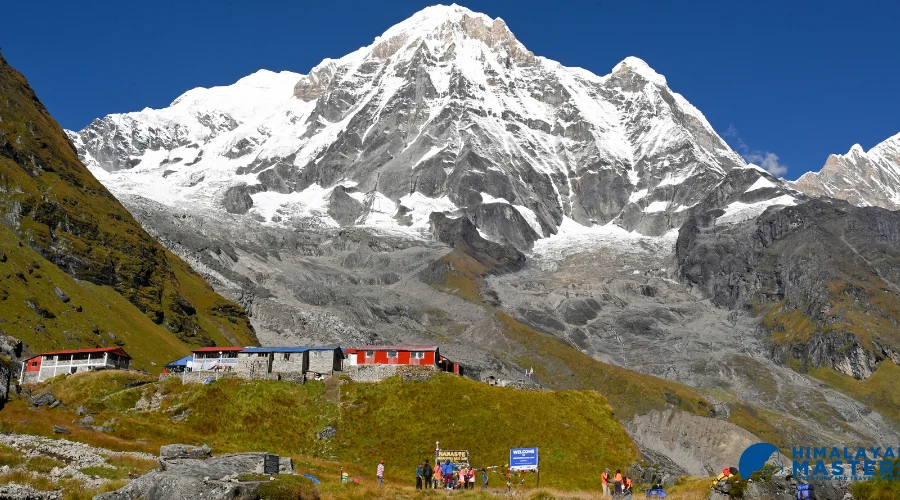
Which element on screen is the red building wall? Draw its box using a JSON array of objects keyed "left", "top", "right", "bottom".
[
  {"left": 357, "top": 350, "right": 436, "bottom": 366},
  {"left": 25, "top": 357, "right": 41, "bottom": 372}
]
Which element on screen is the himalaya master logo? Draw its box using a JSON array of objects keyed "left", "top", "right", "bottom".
[
  {"left": 739, "top": 442, "right": 784, "bottom": 478},
  {"left": 792, "top": 446, "right": 900, "bottom": 481},
  {"left": 740, "top": 443, "right": 900, "bottom": 481}
]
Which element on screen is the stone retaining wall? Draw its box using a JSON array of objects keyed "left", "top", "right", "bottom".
[{"left": 347, "top": 364, "right": 437, "bottom": 382}]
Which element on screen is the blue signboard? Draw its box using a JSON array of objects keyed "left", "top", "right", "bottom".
[{"left": 509, "top": 447, "right": 539, "bottom": 471}]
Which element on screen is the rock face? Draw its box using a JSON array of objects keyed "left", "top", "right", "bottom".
[
  {"left": 625, "top": 409, "right": 760, "bottom": 477},
  {"left": 794, "top": 132, "right": 900, "bottom": 211},
  {"left": 677, "top": 199, "right": 900, "bottom": 378},
  {"left": 67, "top": 5, "right": 796, "bottom": 249}
]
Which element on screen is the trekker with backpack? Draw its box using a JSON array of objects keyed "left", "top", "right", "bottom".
[
  {"left": 797, "top": 482, "right": 814, "bottom": 499},
  {"left": 646, "top": 483, "right": 667, "bottom": 498},
  {"left": 423, "top": 459, "right": 432, "bottom": 489}
]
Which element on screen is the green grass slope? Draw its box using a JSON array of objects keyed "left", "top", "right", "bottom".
[
  {"left": 0, "top": 53, "right": 256, "bottom": 354},
  {"left": 3, "top": 371, "right": 638, "bottom": 491}
]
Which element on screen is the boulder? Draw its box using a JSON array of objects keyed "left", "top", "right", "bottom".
[
  {"left": 159, "top": 444, "right": 211, "bottom": 460},
  {"left": 75, "top": 406, "right": 88, "bottom": 416},
  {"left": 79, "top": 415, "right": 96, "bottom": 427},
  {"left": 316, "top": 426, "right": 337, "bottom": 440},
  {"left": 53, "top": 286, "right": 71, "bottom": 303},
  {"left": 52, "top": 425, "right": 70, "bottom": 434},
  {"left": 29, "top": 392, "right": 56, "bottom": 407},
  {"left": 97, "top": 453, "right": 279, "bottom": 500}
]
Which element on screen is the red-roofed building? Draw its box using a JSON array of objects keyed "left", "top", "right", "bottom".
[
  {"left": 354, "top": 345, "right": 463, "bottom": 375},
  {"left": 20, "top": 347, "right": 131, "bottom": 384},
  {"left": 189, "top": 346, "right": 245, "bottom": 372}
]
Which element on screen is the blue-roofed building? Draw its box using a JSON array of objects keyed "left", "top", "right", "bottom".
[
  {"left": 164, "top": 355, "right": 192, "bottom": 374},
  {"left": 235, "top": 346, "right": 343, "bottom": 380}
]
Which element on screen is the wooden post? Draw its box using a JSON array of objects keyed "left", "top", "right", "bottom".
[{"left": 536, "top": 467, "right": 540, "bottom": 488}]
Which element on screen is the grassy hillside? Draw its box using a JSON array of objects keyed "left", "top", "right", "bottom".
[
  {"left": 2, "top": 371, "right": 637, "bottom": 492},
  {"left": 0, "top": 53, "right": 256, "bottom": 354},
  {"left": 0, "top": 225, "right": 198, "bottom": 370}
]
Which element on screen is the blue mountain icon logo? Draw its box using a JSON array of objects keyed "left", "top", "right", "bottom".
[{"left": 739, "top": 442, "right": 783, "bottom": 478}]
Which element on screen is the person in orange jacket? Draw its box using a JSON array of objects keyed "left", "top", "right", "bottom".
[
  {"left": 614, "top": 469, "right": 623, "bottom": 496},
  {"left": 602, "top": 468, "right": 610, "bottom": 497}
]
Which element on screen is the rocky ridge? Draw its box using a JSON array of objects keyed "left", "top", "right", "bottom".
[{"left": 794, "top": 132, "right": 900, "bottom": 211}]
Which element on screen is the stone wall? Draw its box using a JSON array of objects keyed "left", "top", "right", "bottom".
[
  {"left": 179, "top": 371, "right": 242, "bottom": 384},
  {"left": 270, "top": 353, "right": 307, "bottom": 375},
  {"left": 235, "top": 357, "right": 271, "bottom": 377},
  {"left": 346, "top": 364, "right": 437, "bottom": 382},
  {"left": 308, "top": 349, "right": 341, "bottom": 374}
]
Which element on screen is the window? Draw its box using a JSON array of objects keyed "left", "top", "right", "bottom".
[
  {"left": 387, "top": 350, "right": 398, "bottom": 359},
  {"left": 365, "top": 351, "right": 375, "bottom": 358},
  {"left": 284, "top": 353, "right": 291, "bottom": 361},
  {"left": 31, "top": 361, "right": 37, "bottom": 367},
  {"left": 411, "top": 352, "right": 425, "bottom": 359}
]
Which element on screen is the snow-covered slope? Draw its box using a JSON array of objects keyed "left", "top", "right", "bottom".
[
  {"left": 793, "top": 132, "right": 900, "bottom": 211},
  {"left": 69, "top": 4, "right": 794, "bottom": 249}
]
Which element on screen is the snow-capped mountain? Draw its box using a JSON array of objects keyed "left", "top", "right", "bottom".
[
  {"left": 793, "top": 132, "right": 900, "bottom": 211},
  {"left": 69, "top": 4, "right": 792, "bottom": 249}
]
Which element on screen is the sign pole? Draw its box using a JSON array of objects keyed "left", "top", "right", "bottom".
[{"left": 537, "top": 466, "right": 540, "bottom": 488}]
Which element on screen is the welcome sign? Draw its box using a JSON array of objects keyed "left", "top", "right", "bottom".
[{"left": 510, "top": 447, "right": 539, "bottom": 471}]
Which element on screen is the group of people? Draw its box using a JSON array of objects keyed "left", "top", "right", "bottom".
[
  {"left": 601, "top": 468, "right": 634, "bottom": 498},
  {"left": 413, "top": 459, "right": 487, "bottom": 490}
]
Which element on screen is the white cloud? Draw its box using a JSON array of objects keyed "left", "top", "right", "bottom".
[
  {"left": 743, "top": 152, "right": 788, "bottom": 176},
  {"left": 723, "top": 124, "right": 789, "bottom": 176}
]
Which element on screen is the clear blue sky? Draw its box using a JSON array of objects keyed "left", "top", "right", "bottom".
[{"left": 3, "top": 0, "right": 898, "bottom": 179}]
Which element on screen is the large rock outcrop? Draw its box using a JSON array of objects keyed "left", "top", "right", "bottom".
[{"left": 677, "top": 199, "right": 900, "bottom": 378}]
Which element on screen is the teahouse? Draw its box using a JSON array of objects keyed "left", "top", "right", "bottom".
[{"left": 20, "top": 347, "right": 131, "bottom": 383}]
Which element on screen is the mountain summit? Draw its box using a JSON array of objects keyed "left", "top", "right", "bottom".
[{"left": 69, "top": 4, "right": 792, "bottom": 250}]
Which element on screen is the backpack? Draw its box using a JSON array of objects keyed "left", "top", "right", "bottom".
[{"left": 797, "top": 483, "right": 812, "bottom": 500}]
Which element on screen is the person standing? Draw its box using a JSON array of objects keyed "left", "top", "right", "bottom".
[
  {"left": 613, "top": 469, "right": 623, "bottom": 496},
  {"left": 443, "top": 460, "right": 454, "bottom": 489},
  {"left": 376, "top": 460, "right": 385, "bottom": 487},
  {"left": 481, "top": 468, "right": 488, "bottom": 490},
  {"left": 433, "top": 462, "right": 441, "bottom": 489},
  {"left": 468, "top": 467, "right": 476, "bottom": 489},
  {"left": 423, "top": 459, "right": 432, "bottom": 489},
  {"left": 416, "top": 462, "right": 423, "bottom": 490},
  {"left": 602, "top": 468, "right": 610, "bottom": 497}
]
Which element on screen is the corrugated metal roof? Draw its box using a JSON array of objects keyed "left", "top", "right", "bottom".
[
  {"left": 356, "top": 345, "right": 439, "bottom": 351},
  {"left": 241, "top": 347, "right": 310, "bottom": 354},
  {"left": 240, "top": 346, "right": 342, "bottom": 354},
  {"left": 39, "top": 347, "right": 131, "bottom": 358},
  {"left": 165, "top": 355, "right": 193, "bottom": 367},
  {"left": 191, "top": 346, "right": 246, "bottom": 353}
]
